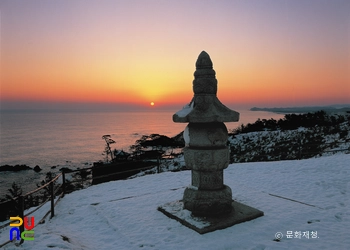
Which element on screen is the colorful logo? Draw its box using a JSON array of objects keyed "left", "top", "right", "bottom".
[{"left": 9, "top": 216, "right": 35, "bottom": 241}]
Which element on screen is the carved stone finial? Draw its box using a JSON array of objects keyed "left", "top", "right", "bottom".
[
  {"left": 193, "top": 51, "right": 217, "bottom": 95},
  {"left": 195, "top": 51, "right": 213, "bottom": 69},
  {"left": 173, "top": 51, "right": 239, "bottom": 123}
]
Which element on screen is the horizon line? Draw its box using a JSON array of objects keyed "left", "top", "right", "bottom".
[{"left": 1, "top": 100, "right": 349, "bottom": 113}]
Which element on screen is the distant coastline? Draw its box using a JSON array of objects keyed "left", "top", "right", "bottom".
[{"left": 250, "top": 105, "right": 350, "bottom": 114}]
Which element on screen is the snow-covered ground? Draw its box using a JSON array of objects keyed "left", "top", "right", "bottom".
[
  {"left": 229, "top": 121, "right": 350, "bottom": 162},
  {"left": 1, "top": 154, "right": 349, "bottom": 249}
]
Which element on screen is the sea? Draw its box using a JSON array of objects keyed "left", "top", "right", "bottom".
[{"left": 0, "top": 109, "right": 284, "bottom": 198}]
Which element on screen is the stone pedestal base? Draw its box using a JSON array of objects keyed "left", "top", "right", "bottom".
[
  {"left": 183, "top": 185, "right": 232, "bottom": 216},
  {"left": 158, "top": 200, "right": 264, "bottom": 234}
]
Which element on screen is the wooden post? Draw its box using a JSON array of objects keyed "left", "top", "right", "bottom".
[
  {"left": 62, "top": 171, "right": 66, "bottom": 197},
  {"left": 50, "top": 181, "right": 54, "bottom": 218},
  {"left": 157, "top": 157, "right": 160, "bottom": 173},
  {"left": 19, "top": 195, "right": 24, "bottom": 245}
]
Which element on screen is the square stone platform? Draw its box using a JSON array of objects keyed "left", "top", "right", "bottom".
[{"left": 158, "top": 200, "right": 264, "bottom": 234}]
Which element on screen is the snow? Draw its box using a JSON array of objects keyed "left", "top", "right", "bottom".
[
  {"left": 1, "top": 154, "right": 349, "bottom": 249},
  {"left": 183, "top": 126, "right": 190, "bottom": 145},
  {"left": 160, "top": 201, "right": 210, "bottom": 229},
  {"left": 228, "top": 123, "right": 350, "bottom": 162},
  {"left": 175, "top": 101, "right": 194, "bottom": 118}
]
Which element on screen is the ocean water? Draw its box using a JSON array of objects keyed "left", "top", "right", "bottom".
[
  {"left": 0, "top": 109, "right": 284, "bottom": 197},
  {"left": 0, "top": 111, "right": 186, "bottom": 168}
]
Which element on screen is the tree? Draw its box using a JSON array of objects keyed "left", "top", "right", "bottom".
[
  {"left": 102, "top": 135, "right": 116, "bottom": 162},
  {"left": 6, "top": 182, "right": 22, "bottom": 200}
]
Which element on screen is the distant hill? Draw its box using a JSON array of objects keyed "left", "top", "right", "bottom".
[
  {"left": 228, "top": 111, "right": 350, "bottom": 162},
  {"left": 250, "top": 105, "right": 350, "bottom": 114}
]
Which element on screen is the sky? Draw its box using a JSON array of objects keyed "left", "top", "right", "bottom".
[{"left": 0, "top": 0, "right": 349, "bottom": 111}]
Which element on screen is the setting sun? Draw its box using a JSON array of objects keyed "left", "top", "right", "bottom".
[{"left": 0, "top": 1, "right": 349, "bottom": 110}]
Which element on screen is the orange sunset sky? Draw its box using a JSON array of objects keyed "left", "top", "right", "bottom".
[{"left": 0, "top": 0, "right": 349, "bottom": 111}]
